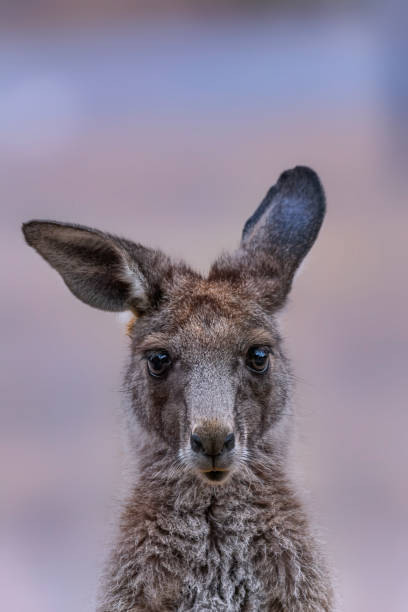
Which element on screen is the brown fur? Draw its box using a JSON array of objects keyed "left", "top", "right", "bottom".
[{"left": 126, "top": 315, "right": 138, "bottom": 337}]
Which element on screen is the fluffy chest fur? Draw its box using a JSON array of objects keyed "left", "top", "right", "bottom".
[
  {"left": 147, "top": 494, "right": 267, "bottom": 610},
  {"left": 99, "top": 473, "right": 331, "bottom": 612}
]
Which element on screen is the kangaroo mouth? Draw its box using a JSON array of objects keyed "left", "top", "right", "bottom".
[{"left": 202, "top": 470, "right": 229, "bottom": 483}]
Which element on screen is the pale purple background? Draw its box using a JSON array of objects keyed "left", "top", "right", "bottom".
[{"left": 1, "top": 3, "right": 408, "bottom": 611}]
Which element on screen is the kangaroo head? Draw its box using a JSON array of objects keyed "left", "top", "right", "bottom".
[{"left": 23, "top": 166, "right": 325, "bottom": 485}]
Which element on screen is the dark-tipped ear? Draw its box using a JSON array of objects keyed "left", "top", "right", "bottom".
[
  {"left": 243, "top": 166, "right": 325, "bottom": 298},
  {"left": 22, "top": 220, "right": 171, "bottom": 313},
  {"left": 242, "top": 166, "right": 326, "bottom": 274},
  {"left": 209, "top": 166, "right": 326, "bottom": 310}
]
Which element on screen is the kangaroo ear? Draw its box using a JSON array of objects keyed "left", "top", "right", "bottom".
[
  {"left": 22, "top": 220, "right": 171, "bottom": 314},
  {"left": 210, "top": 166, "right": 326, "bottom": 310},
  {"left": 242, "top": 166, "right": 326, "bottom": 275},
  {"left": 242, "top": 166, "right": 326, "bottom": 303}
]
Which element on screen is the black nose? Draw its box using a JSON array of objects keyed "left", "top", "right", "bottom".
[{"left": 190, "top": 431, "right": 235, "bottom": 456}]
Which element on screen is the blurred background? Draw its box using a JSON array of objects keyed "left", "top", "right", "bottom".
[{"left": 1, "top": 1, "right": 407, "bottom": 611}]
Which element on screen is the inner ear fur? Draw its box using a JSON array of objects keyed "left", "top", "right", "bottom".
[
  {"left": 22, "top": 220, "right": 172, "bottom": 314},
  {"left": 210, "top": 166, "right": 326, "bottom": 310}
]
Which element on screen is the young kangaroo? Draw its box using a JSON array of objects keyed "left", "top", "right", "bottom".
[{"left": 23, "top": 166, "right": 333, "bottom": 611}]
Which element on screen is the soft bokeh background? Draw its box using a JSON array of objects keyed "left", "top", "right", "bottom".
[{"left": 2, "top": 2, "right": 407, "bottom": 611}]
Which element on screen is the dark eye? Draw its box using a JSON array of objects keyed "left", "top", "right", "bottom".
[
  {"left": 147, "top": 351, "right": 172, "bottom": 378},
  {"left": 246, "top": 346, "right": 270, "bottom": 374}
]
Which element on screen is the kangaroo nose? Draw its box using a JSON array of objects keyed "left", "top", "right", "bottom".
[{"left": 190, "top": 430, "right": 235, "bottom": 456}]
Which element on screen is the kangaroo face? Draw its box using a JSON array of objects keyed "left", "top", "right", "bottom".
[
  {"left": 23, "top": 166, "right": 325, "bottom": 486},
  {"left": 125, "top": 275, "right": 290, "bottom": 484}
]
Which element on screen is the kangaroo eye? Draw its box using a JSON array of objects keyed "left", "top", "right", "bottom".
[
  {"left": 246, "top": 346, "right": 270, "bottom": 374},
  {"left": 147, "top": 351, "right": 172, "bottom": 378}
]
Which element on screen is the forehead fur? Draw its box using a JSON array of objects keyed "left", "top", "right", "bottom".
[
  {"left": 172, "top": 277, "right": 247, "bottom": 319},
  {"left": 134, "top": 271, "right": 278, "bottom": 352}
]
